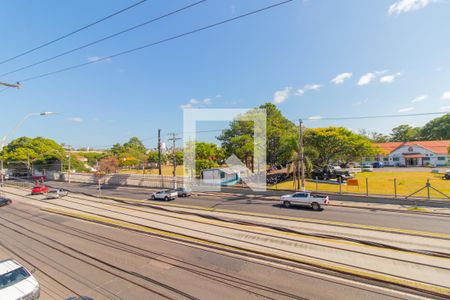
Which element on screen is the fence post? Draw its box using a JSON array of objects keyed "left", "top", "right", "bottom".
[
  {"left": 315, "top": 178, "right": 318, "bottom": 192},
  {"left": 339, "top": 181, "right": 342, "bottom": 194},
  {"left": 427, "top": 178, "right": 430, "bottom": 200},
  {"left": 394, "top": 178, "right": 397, "bottom": 198},
  {"left": 365, "top": 177, "right": 369, "bottom": 197}
]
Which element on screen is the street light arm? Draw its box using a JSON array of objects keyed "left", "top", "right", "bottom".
[{"left": 1, "top": 113, "right": 37, "bottom": 150}]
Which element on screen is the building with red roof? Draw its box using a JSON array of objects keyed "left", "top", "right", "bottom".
[{"left": 374, "top": 140, "right": 450, "bottom": 167}]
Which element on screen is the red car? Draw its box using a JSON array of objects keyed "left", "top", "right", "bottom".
[{"left": 31, "top": 185, "right": 49, "bottom": 195}]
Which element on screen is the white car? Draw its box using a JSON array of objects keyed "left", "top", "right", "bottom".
[
  {"left": 280, "top": 192, "right": 329, "bottom": 211},
  {"left": 46, "top": 188, "right": 69, "bottom": 199},
  {"left": 0, "top": 259, "right": 40, "bottom": 300},
  {"left": 362, "top": 164, "right": 374, "bottom": 172},
  {"left": 150, "top": 190, "right": 178, "bottom": 201}
]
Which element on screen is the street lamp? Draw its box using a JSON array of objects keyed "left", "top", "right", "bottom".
[
  {"left": 0, "top": 111, "right": 58, "bottom": 150},
  {"left": 0, "top": 111, "right": 57, "bottom": 186}
]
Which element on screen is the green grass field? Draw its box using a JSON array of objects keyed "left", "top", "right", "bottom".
[
  {"left": 270, "top": 171, "right": 450, "bottom": 199},
  {"left": 119, "top": 165, "right": 184, "bottom": 176}
]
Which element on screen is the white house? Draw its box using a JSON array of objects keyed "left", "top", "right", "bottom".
[{"left": 375, "top": 141, "right": 449, "bottom": 167}]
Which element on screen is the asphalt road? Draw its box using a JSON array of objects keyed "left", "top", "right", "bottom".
[
  {"left": 44, "top": 181, "right": 450, "bottom": 235},
  {"left": 0, "top": 201, "right": 415, "bottom": 300}
]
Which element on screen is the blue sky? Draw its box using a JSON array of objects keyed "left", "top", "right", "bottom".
[{"left": 1, "top": 0, "right": 449, "bottom": 149}]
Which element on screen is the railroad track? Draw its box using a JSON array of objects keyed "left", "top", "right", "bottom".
[
  {"left": 3, "top": 187, "right": 450, "bottom": 298},
  {"left": 1, "top": 206, "right": 305, "bottom": 300}
]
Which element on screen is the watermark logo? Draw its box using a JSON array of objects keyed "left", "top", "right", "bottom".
[{"left": 183, "top": 108, "right": 267, "bottom": 191}]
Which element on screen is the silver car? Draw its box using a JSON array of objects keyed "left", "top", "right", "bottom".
[
  {"left": 46, "top": 188, "right": 69, "bottom": 199},
  {"left": 150, "top": 190, "right": 177, "bottom": 201}
]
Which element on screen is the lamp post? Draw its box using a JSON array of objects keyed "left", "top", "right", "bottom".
[
  {"left": 0, "top": 112, "right": 57, "bottom": 183},
  {"left": 1, "top": 112, "right": 58, "bottom": 150}
]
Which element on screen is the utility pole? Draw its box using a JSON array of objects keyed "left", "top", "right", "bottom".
[
  {"left": 27, "top": 153, "right": 31, "bottom": 178},
  {"left": 1, "top": 159, "right": 4, "bottom": 188},
  {"left": 298, "top": 119, "right": 305, "bottom": 191},
  {"left": 167, "top": 132, "right": 181, "bottom": 179},
  {"left": 67, "top": 155, "right": 71, "bottom": 183},
  {"left": 157, "top": 128, "right": 162, "bottom": 175}
]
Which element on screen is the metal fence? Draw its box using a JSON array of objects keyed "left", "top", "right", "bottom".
[{"left": 271, "top": 173, "right": 450, "bottom": 200}]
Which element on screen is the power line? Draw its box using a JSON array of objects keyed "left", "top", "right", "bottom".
[
  {"left": 0, "top": 0, "right": 207, "bottom": 78},
  {"left": 16, "top": 0, "right": 293, "bottom": 83},
  {"left": 0, "top": 0, "right": 148, "bottom": 66},
  {"left": 299, "top": 111, "right": 448, "bottom": 122}
]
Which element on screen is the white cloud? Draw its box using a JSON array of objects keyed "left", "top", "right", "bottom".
[
  {"left": 442, "top": 91, "right": 450, "bottom": 100},
  {"left": 180, "top": 97, "right": 213, "bottom": 110},
  {"left": 294, "top": 89, "right": 305, "bottom": 96},
  {"left": 68, "top": 117, "right": 83, "bottom": 123},
  {"left": 398, "top": 107, "right": 415, "bottom": 112},
  {"left": 440, "top": 106, "right": 450, "bottom": 111},
  {"left": 303, "top": 84, "right": 322, "bottom": 91},
  {"left": 354, "top": 98, "right": 369, "bottom": 106},
  {"left": 215, "top": 94, "right": 223, "bottom": 98},
  {"left": 273, "top": 87, "right": 292, "bottom": 104},
  {"left": 388, "top": 0, "right": 435, "bottom": 15},
  {"left": 379, "top": 72, "right": 401, "bottom": 84},
  {"left": 179, "top": 103, "right": 193, "bottom": 109},
  {"left": 331, "top": 72, "right": 352, "bottom": 85},
  {"left": 87, "top": 56, "right": 112, "bottom": 63},
  {"left": 308, "top": 116, "right": 323, "bottom": 120},
  {"left": 358, "top": 73, "right": 375, "bottom": 86},
  {"left": 411, "top": 94, "right": 428, "bottom": 103}
]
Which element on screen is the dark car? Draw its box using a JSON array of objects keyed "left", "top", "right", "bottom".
[
  {"left": 0, "top": 197, "right": 12, "bottom": 207},
  {"left": 175, "top": 187, "right": 192, "bottom": 197},
  {"left": 372, "top": 161, "right": 384, "bottom": 168},
  {"left": 444, "top": 171, "right": 450, "bottom": 180}
]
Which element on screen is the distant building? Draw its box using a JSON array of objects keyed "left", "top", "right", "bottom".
[{"left": 374, "top": 140, "right": 450, "bottom": 167}]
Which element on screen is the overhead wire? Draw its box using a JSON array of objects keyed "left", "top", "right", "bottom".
[
  {"left": 14, "top": 0, "right": 294, "bottom": 83},
  {"left": 0, "top": 0, "right": 207, "bottom": 78},
  {"left": 0, "top": 0, "right": 148, "bottom": 66},
  {"left": 297, "top": 111, "right": 448, "bottom": 122}
]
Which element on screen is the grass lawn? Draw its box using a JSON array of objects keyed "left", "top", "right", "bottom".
[
  {"left": 119, "top": 165, "right": 184, "bottom": 176},
  {"left": 270, "top": 171, "right": 450, "bottom": 199}
]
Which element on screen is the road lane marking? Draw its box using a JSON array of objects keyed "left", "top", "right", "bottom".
[
  {"left": 97, "top": 195, "right": 450, "bottom": 240},
  {"left": 41, "top": 207, "right": 450, "bottom": 298}
]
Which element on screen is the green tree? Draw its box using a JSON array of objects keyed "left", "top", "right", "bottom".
[
  {"left": 419, "top": 113, "right": 450, "bottom": 140},
  {"left": 370, "top": 132, "right": 390, "bottom": 143},
  {"left": 167, "top": 150, "right": 183, "bottom": 166},
  {"left": 218, "top": 102, "right": 297, "bottom": 169},
  {"left": 123, "top": 137, "right": 146, "bottom": 153},
  {"left": 0, "top": 136, "right": 89, "bottom": 172},
  {"left": 304, "top": 127, "right": 376, "bottom": 167},
  {"left": 390, "top": 125, "right": 420, "bottom": 141},
  {"left": 147, "top": 150, "right": 168, "bottom": 165}
]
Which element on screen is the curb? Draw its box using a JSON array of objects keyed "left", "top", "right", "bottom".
[{"left": 42, "top": 206, "right": 450, "bottom": 298}]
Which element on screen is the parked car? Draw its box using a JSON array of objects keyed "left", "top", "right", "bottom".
[
  {"left": 150, "top": 189, "right": 178, "bottom": 201},
  {"left": 0, "top": 259, "right": 40, "bottom": 300},
  {"left": 362, "top": 164, "right": 374, "bottom": 172},
  {"left": 46, "top": 188, "right": 69, "bottom": 199},
  {"left": 444, "top": 170, "right": 450, "bottom": 180},
  {"left": 0, "top": 197, "right": 12, "bottom": 207},
  {"left": 372, "top": 161, "right": 384, "bottom": 168},
  {"left": 311, "top": 165, "right": 354, "bottom": 182},
  {"left": 175, "top": 187, "right": 192, "bottom": 197},
  {"left": 31, "top": 185, "right": 49, "bottom": 195},
  {"left": 280, "top": 192, "right": 329, "bottom": 211}
]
